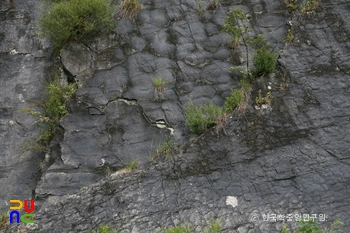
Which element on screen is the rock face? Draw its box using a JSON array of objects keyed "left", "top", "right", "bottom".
[
  {"left": 0, "top": 0, "right": 52, "bottom": 214},
  {"left": 1, "top": 0, "right": 350, "bottom": 232}
]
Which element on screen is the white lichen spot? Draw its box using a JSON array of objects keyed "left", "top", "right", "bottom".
[
  {"left": 10, "top": 49, "right": 18, "bottom": 55},
  {"left": 226, "top": 196, "right": 238, "bottom": 208},
  {"left": 18, "top": 94, "right": 25, "bottom": 102},
  {"left": 9, "top": 120, "right": 16, "bottom": 125}
]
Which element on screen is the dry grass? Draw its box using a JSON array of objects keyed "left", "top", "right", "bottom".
[
  {"left": 207, "top": 0, "right": 220, "bottom": 11},
  {"left": 117, "top": 0, "right": 142, "bottom": 18}
]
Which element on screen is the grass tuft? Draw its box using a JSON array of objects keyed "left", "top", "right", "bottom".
[
  {"left": 185, "top": 102, "right": 223, "bottom": 134},
  {"left": 117, "top": 0, "right": 142, "bottom": 19}
]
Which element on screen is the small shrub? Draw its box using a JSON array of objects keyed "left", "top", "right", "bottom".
[
  {"left": 250, "top": 35, "right": 279, "bottom": 76},
  {"left": 184, "top": 102, "right": 205, "bottom": 134},
  {"left": 39, "top": 0, "right": 116, "bottom": 51},
  {"left": 221, "top": 8, "right": 250, "bottom": 49},
  {"left": 300, "top": 0, "right": 318, "bottom": 13},
  {"left": 224, "top": 89, "right": 244, "bottom": 113},
  {"left": 253, "top": 48, "right": 278, "bottom": 76},
  {"left": 255, "top": 89, "right": 273, "bottom": 107},
  {"left": 201, "top": 102, "right": 223, "bottom": 125},
  {"left": 117, "top": 0, "right": 142, "bottom": 19},
  {"left": 184, "top": 102, "right": 223, "bottom": 134}
]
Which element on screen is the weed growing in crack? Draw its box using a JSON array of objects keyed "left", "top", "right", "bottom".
[
  {"left": 196, "top": 1, "right": 206, "bottom": 16},
  {"left": 287, "top": 3, "right": 298, "bottom": 12},
  {"left": 125, "top": 160, "right": 138, "bottom": 173},
  {"left": 284, "top": 0, "right": 298, "bottom": 13},
  {"left": 207, "top": 0, "right": 220, "bottom": 11},
  {"left": 117, "top": 0, "right": 142, "bottom": 19},
  {"left": 149, "top": 139, "right": 175, "bottom": 162},
  {"left": 284, "top": 29, "right": 295, "bottom": 45},
  {"left": 185, "top": 101, "right": 223, "bottom": 134},
  {"left": 255, "top": 89, "right": 274, "bottom": 107},
  {"left": 152, "top": 77, "right": 166, "bottom": 100},
  {"left": 228, "top": 66, "right": 252, "bottom": 111},
  {"left": 21, "top": 79, "right": 77, "bottom": 152},
  {"left": 300, "top": 0, "right": 319, "bottom": 13}
]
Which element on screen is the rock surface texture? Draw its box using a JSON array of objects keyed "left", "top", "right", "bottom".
[{"left": 1, "top": 0, "right": 350, "bottom": 232}]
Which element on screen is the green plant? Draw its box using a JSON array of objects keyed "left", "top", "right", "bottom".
[
  {"left": 184, "top": 102, "right": 223, "bottom": 134},
  {"left": 21, "top": 80, "right": 77, "bottom": 152},
  {"left": 287, "top": 3, "right": 298, "bottom": 12},
  {"left": 196, "top": 1, "right": 206, "bottom": 16},
  {"left": 125, "top": 160, "right": 138, "bottom": 172},
  {"left": 149, "top": 139, "right": 175, "bottom": 162},
  {"left": 295, "top": 219, "right": 321, "bottom": 233},
  {"left": 284, "top": 29, "right": 295, "bottom": 44},
  {"left": 117, "top": 0, "right": 142, "bottom": 18},
  {"left": 282, "top": 219, "right": 344, "bottom": 233},
  {"left": 162, "top": 223, "right": 193, "bottom": 233},
  {"left": 221, "top": 8, "right": 250, "bottom": 49},
  {"left": 152, "top": 77, "right": 166, "bottom": 100},
  {"left": 162, "top": 219, "right": 221, "bottom": 233},
  {"left": 88, "top": 224, "right": 121, "bottom": 233},
  {"left": 255, "top": 89, "right": 273, "bottom": 107},
  {"left": 224, "top": 89, "right": 244, "bottom": 113},
  {"left": 300, "top": 0, "right": 318, "bottom": 13},
  {"left": 240, "top": 77, "right": 251, "bottom": 93},
  {"left": 152, "top": 77, "right": 166, "bottom": 92},
  {"left": 282, "top": 223, "right": 291, "bottom": 233},
  {"left": 0, "top": 213, "right": 9, "bottom": 229},
  {"left": 230, "top": 66, "right": 254, "bottom": 82},
  {"left": 201, "top": 219, "right": 221, "bottom": 233},
  {"left": 207, "top": 0, "right": 220, "bottom": 11},
  {"left": 323, "top": 219, "right": 344, "bottom": 233},
  {"left": 250, "top": 35, "right": 279, "bottom": 76},
  {"left": 39, "top": 0, "right": 116, "bottom": 51}
]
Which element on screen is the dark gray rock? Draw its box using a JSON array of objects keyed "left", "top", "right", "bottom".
[{"left": 0, "top": 0, "right": 52, "bottom": 212}]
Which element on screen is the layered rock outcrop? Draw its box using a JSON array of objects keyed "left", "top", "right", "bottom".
[{"left": 1, "top": 0, "right": 349, "bottom": 232}]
